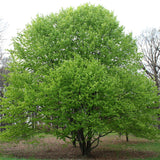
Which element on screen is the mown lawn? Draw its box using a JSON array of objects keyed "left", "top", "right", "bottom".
[{"left": 0, "top": 134, "right": 159, "bottom": 160}]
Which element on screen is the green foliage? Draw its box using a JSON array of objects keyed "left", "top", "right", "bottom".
[
  {"left": 108, "top": 68, "right": 160, "bottom": 139},
  {"left": 11, "top": 3, "right": 137, "bottom": 72},
  {"left": 36, "top": 56, "right": 120, "bottom": 136},
  {"left": 0, "top": 3, "right": 160, "bottom": 156}
]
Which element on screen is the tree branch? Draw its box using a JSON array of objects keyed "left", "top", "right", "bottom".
[
  {"left": 140, "top": 62, "right": 154, "bottom": 79},
  {"left": 91, "top": 131, "right": 112, "bottom": 150}
]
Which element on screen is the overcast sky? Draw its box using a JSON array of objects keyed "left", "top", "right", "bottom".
[{"left": 1, "top": 0, "right": 160, "bottom": 50}]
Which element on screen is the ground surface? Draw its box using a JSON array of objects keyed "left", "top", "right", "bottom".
[{"left": 0, "top": 135, "right": 159, "bottom": 160}]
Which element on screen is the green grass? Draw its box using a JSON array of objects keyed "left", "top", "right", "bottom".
[
  {"left": 131, "top": 157, "right": 160, "bottom": 160},
  {"left": 129, "top": 142, "right": 160, "bottom": 152},
  {"left": 106, "top": 141, "right": 160, "bottom": 153},
  {"left": 0, "top": 157, "right": 47, "bottom": 160},
  {"left": 0, "top": 158, "right": 35, "bottom": 160},
  {"left": 1, "top": 157, "right": 26, "bottom": 160}
]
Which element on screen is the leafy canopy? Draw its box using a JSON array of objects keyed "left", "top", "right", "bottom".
[{"left": 11, "top": 3, "right": 137, "bottom": 72}]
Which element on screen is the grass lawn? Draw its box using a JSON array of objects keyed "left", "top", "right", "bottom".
[
  {"left": 0, "top": 158, "right": 32, "bottom": 160},
  {"left": 0, "top": 158, "right": 43, "bottom": 160},
  {"left": 131, "top": 157, "right": 160, "bottom": 160},
  {"left": 0, "top": 134, "right": 159, "bottom": 160}
]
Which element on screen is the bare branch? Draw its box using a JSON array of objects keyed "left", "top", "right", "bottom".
[
  {"left": 91, "top": 131, "right": 112, "bottom": 150},
  {"left": 140, "top": 62, "right": 154, "bottom": 79},
  {"left": 137, "top": 28, "right": 160, "bottom": 88}
]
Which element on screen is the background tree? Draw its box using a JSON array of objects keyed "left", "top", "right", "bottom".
[
  {"left": 0, "top": 4, "right": 160, "bottom": 156},
  {"left": 0, "top": 19, "right": 9, "bottom": 132},
  {"left": 0, "top": 18, "right": 8, "bottom": 96},
  {"left": 137, "top": 28, "right": 160, "bottom": 129},
  {"left": 137, "top": 28, "right": 160, "bottom": 89}
]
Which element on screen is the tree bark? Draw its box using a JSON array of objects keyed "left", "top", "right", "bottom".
[
  {"left": 126, "top": 132, "right": 129, "bottom": 142},
  {"left": 77, "top": 128, "right": 91, "bottom": 156}
]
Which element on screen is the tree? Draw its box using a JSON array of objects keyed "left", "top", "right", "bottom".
[
  {"left": 0, "top": 18, "right": 8, "bottom": 96},
  {"left": 0, "top": 19, "right": 5, "bottom": 54},
  {"left": 138, "top": 28, "right": 160, "bottom": 89},
  {"left": 0, "top": 19, "right": 9, "bottom": 132},
  {"left": 0, "top": 4, "right": 160, "bottom": 156},
  {"left": 137, "top": 28, "right": 160, "bottom": 129},
  {"left": 0, "top": 18, "right": 7, "bottom": 60}
]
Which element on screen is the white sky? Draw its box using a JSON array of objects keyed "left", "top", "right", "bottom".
[{"left": 0, "top": 0, "right": 160, "bottom": 51}]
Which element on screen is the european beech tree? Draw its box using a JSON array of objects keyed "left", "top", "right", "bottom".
[{"left": 0, "top": 4, "right": 160, "bottom": 156}]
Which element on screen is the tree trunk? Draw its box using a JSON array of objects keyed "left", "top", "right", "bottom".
[
  {"left": 72, "top": 139, "right": 76, "bottom": 147},
  {"left": 158, "top": 115, "right": 160, "bottom": 129},
  {"left": 126, "top": 132, "right": 129, "bottom": 142},
  {"left": 77, "top": 128, "right": 91, "bottom": 156}
]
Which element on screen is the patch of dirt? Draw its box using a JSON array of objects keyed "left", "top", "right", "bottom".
[{"left": 0, "top": 136, "right": 159, "bottom": 160}]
